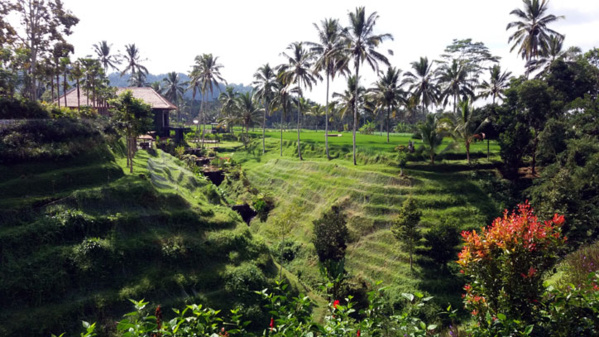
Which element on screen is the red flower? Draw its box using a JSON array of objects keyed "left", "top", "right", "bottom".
[
  {"left": 357, "top": 329, "right": 361, "bottom": 336},
  {"left": 269, "top": 317, "right": 274, "bottom": 331},
  {"left": 333, "top": 300, "right": 340, "bottom": 309}
]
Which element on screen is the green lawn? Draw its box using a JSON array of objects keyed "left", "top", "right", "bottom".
[{"left": 242, "top": 128, "right": 501, "bottom": 161}]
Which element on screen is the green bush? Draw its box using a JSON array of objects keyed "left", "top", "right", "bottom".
[{"left": 0, "top": 96, "right": 50, "bottom": 119}]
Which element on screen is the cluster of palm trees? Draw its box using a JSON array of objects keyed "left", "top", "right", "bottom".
[
  {"left": 200, "top": 1, "right": 567, "bottom": 166},
  {"left": 233, "top": 7, "right": 509, "bottom": 165},
  {"left": 39, "top": 1, "right": 569, "bottom": 168}
]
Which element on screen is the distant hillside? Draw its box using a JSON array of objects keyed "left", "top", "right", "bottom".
[
  {"left": 0, "top": 119, "right": 276, "bottom": 336},
  {"left": 108, "top": 73, "right": 253, "bottom": 100}
]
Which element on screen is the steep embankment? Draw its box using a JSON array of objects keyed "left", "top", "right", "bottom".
[{"left": 0, "top": 119, "right": 275, "bottom": 336}]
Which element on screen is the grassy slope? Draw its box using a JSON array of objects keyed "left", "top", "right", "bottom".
[
  {"left": 0, "top": 128, "right": 275, "bottom": 336},
  {"left": 227, "top": 131, "right": 504, "bottom": 312}
]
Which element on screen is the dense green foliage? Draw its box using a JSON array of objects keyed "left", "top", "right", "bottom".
[{"left": 0, "top": 120, "right": 276, "bottom": 337}]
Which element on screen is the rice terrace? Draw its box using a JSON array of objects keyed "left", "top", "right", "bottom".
[{"left": 1, "top": 0, "right": 599, "bottom": 336}]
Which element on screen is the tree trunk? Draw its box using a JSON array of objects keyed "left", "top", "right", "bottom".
[
  {"left": 280, "top": 104, "right": 285, "bottom": 157},
  {"left": 466, "top": 141, "right": 471, "bottom": 164},
  {"left": 325, "top": 74, "right": 330, "bottom": 160},
  {"left": 532, "top": 131, "right": 538, "bottom": 176},
  {"left": 76, "top": 80, "right": 80, "bottom": 112},
  {"left": 487, "top": 139, "right": 490, "bottom": 161},
  {"left": 297, "top": 95, "right": 303, "bottom": 161},
  {"left": 386, "top": 105, "right": 390, "bottom": 143},
  {"left": 56, "top": 72, "right": 60, "bottom": 107},
  {"left": 200, "top": 95, "right": 205, "bottom": 148},
  {"left": 63, "top": 72, "right": 68, "bottom": 107},
  {"left": 129, "top": 136, "right": 134, "bottom": 174},
  {"left": 262, "top": 100, "right": 267, "bottom": 154},
  {"left": 353, "top": 63, "right": 360, "bottom": 166}
]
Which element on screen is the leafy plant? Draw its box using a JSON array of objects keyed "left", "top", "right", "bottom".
[{"left": 458, "top": 202, "right": 566, "bottom": 324}]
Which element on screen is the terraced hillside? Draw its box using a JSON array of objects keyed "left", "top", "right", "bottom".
[
  {"left": 0, "top": 120, "right": 276, "bottom": 336},
  {"left": 234, "top": 138, "right": 504, "bottom": 308}
]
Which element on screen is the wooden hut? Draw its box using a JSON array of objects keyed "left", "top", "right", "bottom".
[{"left": 56, "top": 87, "right": 177, "bottom": 136}]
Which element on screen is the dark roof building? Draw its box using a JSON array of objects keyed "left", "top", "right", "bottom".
[{"left": 56, "top": 87, "right": 177, "bottom": 136}]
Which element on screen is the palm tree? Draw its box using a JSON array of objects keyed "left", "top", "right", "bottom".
[
  {"left": 279, "top": 42, "right": 320, "bottom": 161},
  {"left": 449, "top": 99, "right": 489, "bottom": 164},
  {"left": 333, "top": 75, "right": 365, "bottom": 130},
  {"left": 404, "top": 57, "right": 439, "bottom": 114},
  {"left": 526, "top": 35, "right": 581, "bottom": 76},
  {"left": 306, "top": 103, "right": 325, "bottom": 132},
  {"left": 438, "top": 59, "right": 477, "bottom": 113},
  {"left": 272, "top": 69, "right": 294, "bottom": 156},
  {"left": 478, "top": 65, "right": 513, "bottom": 105},
  {"left": 120, "top": 44, "right": 148, "bottom": 77},
  {"left": 218, "top": 86, "right": 239, "bottom": 134},
  {"left": 128, "top": 71, "right": 147, "bottom": 87},
  {"left": 309, "top": 18, "right": 348, "bottom": 160},
  {"left": 478, "top": 65, "right": 513, "bottom": 160},
  {"left": 417, "top": 114, "right": 448, "bottom": 165},
  {"left": 253, "top": 63, "right": 277, "bottom": 154},
  {"left": 191, "top": 54, "right": 226, "bottom": 148},
  {"left": 93, "top": 40, "right": 120, "bottom": 74},
  {"left": 59, "top": 56, "right": 71, "bottom": 107},
  {"left": 235, "top": 91, "right": 261, "bottom": 147},
  {"left": 506, "top": 0, "right": 564, "bottom": 62},
  {"left": 343, "top": 7, "right": 393, "bottom": 165},
  {"left": 369, "top": 66, "right": 405, "bottom": 143},
  {"left": 69, "top": 60, "right": 84, "bottom": 111},
  {"left": 161, "top": 72, "right": 186, "bottom": 123}
]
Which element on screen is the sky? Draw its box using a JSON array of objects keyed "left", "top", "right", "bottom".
[{"left": 55, "top": 0, "right": 599, "bottom": 104}]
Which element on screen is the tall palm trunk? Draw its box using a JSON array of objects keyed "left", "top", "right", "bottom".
[
  {"left": 325, "top": 74, "right": 331, "bottom": 160},
  {"left": 353, "top": 62, "right": 360, "bottom": 166},
  {"left": 56, "top": 72, "right": 60, "bottom": 107},
  {"left": 200, "top": 94, "right": 206, "bottom": 148},
  {"left": 297, "top": 94, "right": 303, "bottom": 161},
  {"left": 262, "top": 100, "right": 267, "bottom": 154},
  {"left": 466, "top": 141, "right": 471, "bottom": 164},
  {"left": 63, "top": 72, "right": 68, "bottom": 107},
  {"left": 387, "top": 105, "right": 391, "bottom": 143},
  {"left": 76, "top": 79, "right": 80, "bottom": 112},
  {"left": 280, "top": 107, "right": 284, "bottom": 156}
]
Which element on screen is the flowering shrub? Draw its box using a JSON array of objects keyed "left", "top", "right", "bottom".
[{"left": 457, "top": 202, "right": 566, "bottom": 323}]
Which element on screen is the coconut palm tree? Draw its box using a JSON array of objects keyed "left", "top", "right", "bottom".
[
  {"left": 526, "top": 35, "right": 581, "bottom": 77},
  {"left": 191, "top": 54, "right": 226, "bottom": 147},
  {"left": 478, "top": 65, "right": 513, "bottom": 105},
  {"left": 333, "top": 75, "right": 365, "bottom": 130},
  {"left": 235, "top": 91, "right": 262, "bottom": 147},
  {"left": 120, "top": 44, "right": 148, "bottom": 77},
  {"left": 449, "top": 99, "right": 489, "bottom": 164},
  {"left": 404, "top": 57, "right": 439, "bottom": 114},
  {"left": 417, "top": 114, "right": 449, "bottom": 165},
  {"left": 162, "top": 72, "right": 186, "bottom": 123},
  {"left": 93, "top": 40, "right": 120, "bottom": 74},
  {"left": 343, "top": 7, "right": 393, "bottom": 165},
  {"left": 478, "top": 64, "right": 512, "bottom": 159},
  {"left": 309, "top": 18, "right": 348, "bottom": 160},
  {"left": 271, "top": 69, "right": 294, "bottom": 156},
  {"left": 69, "top": 60, "right": 84, "bottom": 111},
  {"left": 438, "top": 59, "right": 477, "bottom": 113},
  {"left": 218, "top": 85, "right": 239, "bottom": 133},
  {"left": 128, "top": 71, "right": 147, "bottom": 87},
  {"left": 369, "top": 66, "right": 405, "bottom": 143},
  {"left": 306, "top": 103, "right": 325, "bottom": 132},
  {"left": 506, "top": 0, "right": 564, "bottom": 62},
  {"left": 253, "top": 63, "right": 277, "bottom": 154},
  {"left": 278, "top": 42, "right": 320, "bottom": 161}
]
